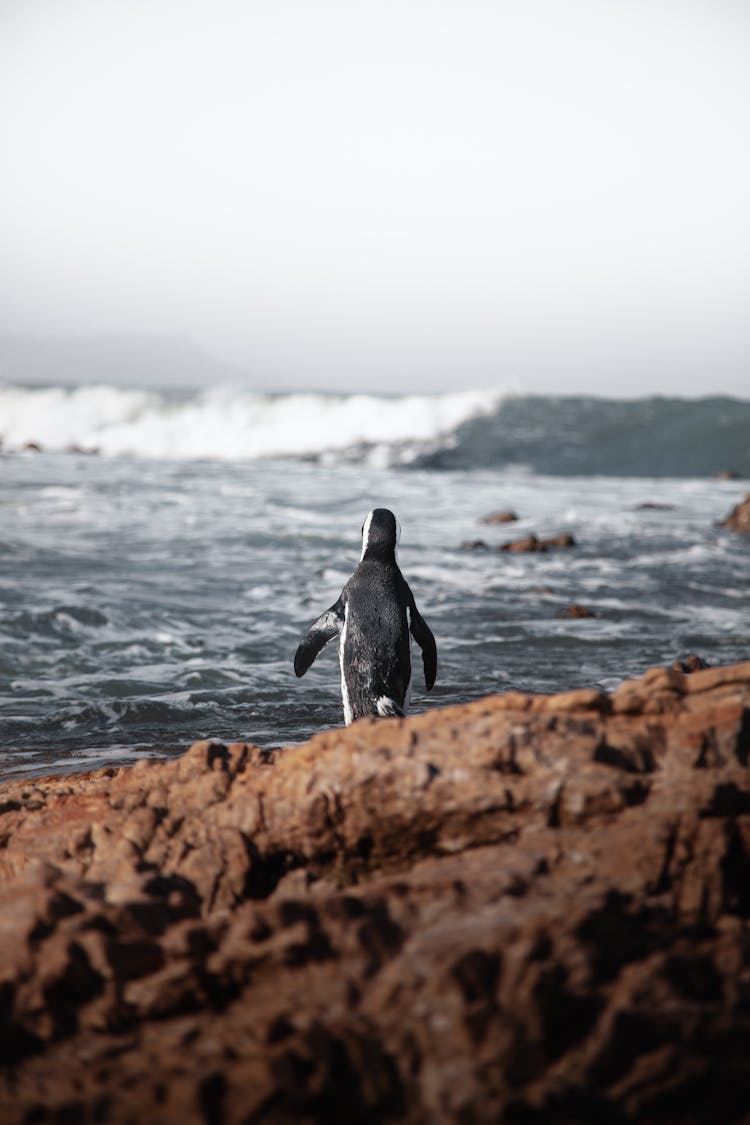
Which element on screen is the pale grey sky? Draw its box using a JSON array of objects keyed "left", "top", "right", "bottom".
[{"left": 1, "top": 0, "right": 749, "bottom": 396}]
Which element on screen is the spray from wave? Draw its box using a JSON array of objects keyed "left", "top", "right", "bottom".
[
  {"left": 2, "top": 385, "right": 749, "bottom": 475},
  {"left": 0, "top": 384, "right": 507, "bottom": 465}
]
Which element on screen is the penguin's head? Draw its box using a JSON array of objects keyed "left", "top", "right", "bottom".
[{"left": 360, "top": 508, "right": 400, "bottom": 562}]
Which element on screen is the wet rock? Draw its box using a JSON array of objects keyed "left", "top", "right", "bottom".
[
  {"left": 672, "top": 654, "right": 710, "bottom": 673},
  {"left": 498, "top": 533, "right": 576, "bottom": 553},
  {"left": 498, "top": 534, "right": 544, "bottom": 553},
  {"left": 460, "top": 539, "right": 489, "bottom": 550},
  {"left": 719, "top": 492, "right": 750, "bottom": 533},
  {"left": 480, "top": 509, "right": 518, "bottom": 524},
  {"left": 541, "top": 532, "right": 576, "bottom": 548},
  {"left": 0, "top": 661, "right": 749, "bottom": 1122},
  {"left": 557, "top": 604, "right": 596, "bottom": 618},
  {"left": 66, "top": 444, "right": 100, "bottom": 456}
]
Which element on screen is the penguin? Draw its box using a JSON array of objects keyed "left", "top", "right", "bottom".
[{"left": 294, "top": 508, "right": 437, "bottom": 723}]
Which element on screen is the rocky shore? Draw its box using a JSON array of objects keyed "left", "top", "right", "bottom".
[{"left": 1, "top": 661, "right": 749, "bottom": 1123}]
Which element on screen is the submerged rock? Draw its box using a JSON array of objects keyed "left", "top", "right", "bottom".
[
  {"left": 65, "top": 444, "right": 100, "bottom": 456},
  {"left": 480, "top": 509, "right": 519, "bottom": 524},
  {"left": 557, "top": 603, "right": 596, "bottom": 618},
  {"left": 1, "top": 661, "right": 750, "bottom": 1122}
]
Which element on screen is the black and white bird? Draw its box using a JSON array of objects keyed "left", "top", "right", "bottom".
[{"left": 294, "top": 508, "right": 437, "bottom": 723}]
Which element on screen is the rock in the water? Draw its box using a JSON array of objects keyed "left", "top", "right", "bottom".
[
  {"left": 719, "top": 492, "right": 750, "bottom": 533},
  {"left": 498, "top": 533, "right": 544, "bottom": 552},
  {"left": 672, "top": 653, "right": 710, "bottom": 673},
  {"left": 498, "top": 532, "right": 576, "bottom": 553},
  {"left": 1, "top": 662, "right": 750, "bottom": 1123},
  {"left": 557, "top": 603, "right": 596, "bottom": 618},
  {"left": 480, "top": 509, "right": 518, "bottom": 524},
  {"left": 541, "top": 532, "right": 576, "bottom": 549},
  {"left": 65, "top": 444, "right": 100, "bottom": 456}
]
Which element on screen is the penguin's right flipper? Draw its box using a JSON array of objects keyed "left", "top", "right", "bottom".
[
  {"left": 294, "top": 598, "right": 345, "bottom": 677},
  {"left": 409, "top": 603, "right": 437, "bottom": 691}
]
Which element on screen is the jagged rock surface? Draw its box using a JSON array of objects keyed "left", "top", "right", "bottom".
[
  {"left": 720, "top": 492, "right": 750, "bottom": 533},
  {"left": 1, "top": 662, "right": 749, "bottom": 1123}
]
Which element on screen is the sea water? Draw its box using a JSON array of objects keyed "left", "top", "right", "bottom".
[{"left": 1, "top": 385, "right": 748, "bottom": 779}]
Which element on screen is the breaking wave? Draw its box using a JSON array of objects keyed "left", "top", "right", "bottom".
[
  {"left": 0, "top": 383, "right": 505, "bottom": 465},
  {"left": 1, "top": 384, "right": 749, "bottom": 475}
]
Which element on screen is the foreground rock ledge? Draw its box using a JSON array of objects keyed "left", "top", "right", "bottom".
[{"left": 1, "top": 664, "right": 749, "bottom": 1124}]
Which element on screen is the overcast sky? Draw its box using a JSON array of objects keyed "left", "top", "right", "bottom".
[{"left": 1, "top": 0, "right": 749, "bottom": 396}]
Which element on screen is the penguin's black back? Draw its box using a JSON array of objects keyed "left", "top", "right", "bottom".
[
  {"left": 342, "top": 557, "right": 412, "bottom": 719},
  {"left": 293, "top": 506, "right": 436, "bottom": 725}
]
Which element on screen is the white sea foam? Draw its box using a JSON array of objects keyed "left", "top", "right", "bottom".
[{"left": 0, "top": 383, "right": 508, "bottom": 462}]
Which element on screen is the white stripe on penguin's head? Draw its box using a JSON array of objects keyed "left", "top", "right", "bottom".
[
  {"left": 360, "top": 510, "right": 375, "bottom": 560},
  {"left": 360, "top": 508, "right": 400, "bottom": 561}
]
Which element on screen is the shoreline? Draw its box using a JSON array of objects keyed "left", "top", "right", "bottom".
[{"left": 1, "top": 660, "right": 749, "bottom": 1121}]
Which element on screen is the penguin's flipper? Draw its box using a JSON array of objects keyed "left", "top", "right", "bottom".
[
  {"left": 294, "top": 598, "right": 345, "bottom": 677},
  {"left": 410, "top": 604, "right": 437, "bottom": 691}
]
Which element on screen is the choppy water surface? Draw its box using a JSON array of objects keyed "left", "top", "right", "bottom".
[{"left": 1, "top": 444, "right": 747, "bottom": 779}]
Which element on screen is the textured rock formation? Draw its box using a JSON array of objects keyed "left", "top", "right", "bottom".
[
  {"left": 720, "top": 492, "right": 750, "bottom": 533},
  {"left": 1, "top": 662, "right": 749, "bottom": 1123}
]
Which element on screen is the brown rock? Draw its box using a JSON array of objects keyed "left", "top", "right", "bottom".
[
  {"left": 557, "top": 604, "right": 596, "bottom": 618},
  {"left": 532, "top": 687, "right": 610, "bottom": 713},
  {"left": 498, "top": 534, "right": 544, "bottom": 553},
  {"left": 66, "top": 444, "right": 100, "bottom": 456},
  {"left": 719, "top": 492, "right": 750, "bottom": 533},
  {"left": 540, "top": 532, "right": 577, "bottom": 549},
  {"left": 480, "top": 509, "right": 518, "bottom": 524},
  {"left": 682, "top": 661, "right": 750, "bottom": 693},
  {"left": 498, "top": 533, "right": 576, "bottom": 553},
  {"left": 1, "top": 663, "right": 750, "bottom": 1122},
  {"left": 672, "top": 654, "right": 710, "bottom": 673}
]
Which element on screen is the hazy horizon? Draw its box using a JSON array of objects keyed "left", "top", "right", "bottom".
[
  {"left": 2, "top": 332, "right": 750, "bottom": 403},
  {"left": 2, "top": 1, "right": 749, "bottom": 398}
]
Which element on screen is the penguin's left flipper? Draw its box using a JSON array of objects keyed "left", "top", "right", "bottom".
[
  {"left": 294, "top": 598, "right": 345, "bottom": 677},
  {"left": 410, "top": 604, "right": 437, "bottom": 691}
]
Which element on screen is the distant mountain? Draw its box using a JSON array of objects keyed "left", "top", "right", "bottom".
[{"left": 0, "top": 334, "right": 244, "bottom": 390}]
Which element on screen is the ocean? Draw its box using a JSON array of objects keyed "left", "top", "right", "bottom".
[{"left": 1, "top": 384, "right": 748, "bottom": 779}]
